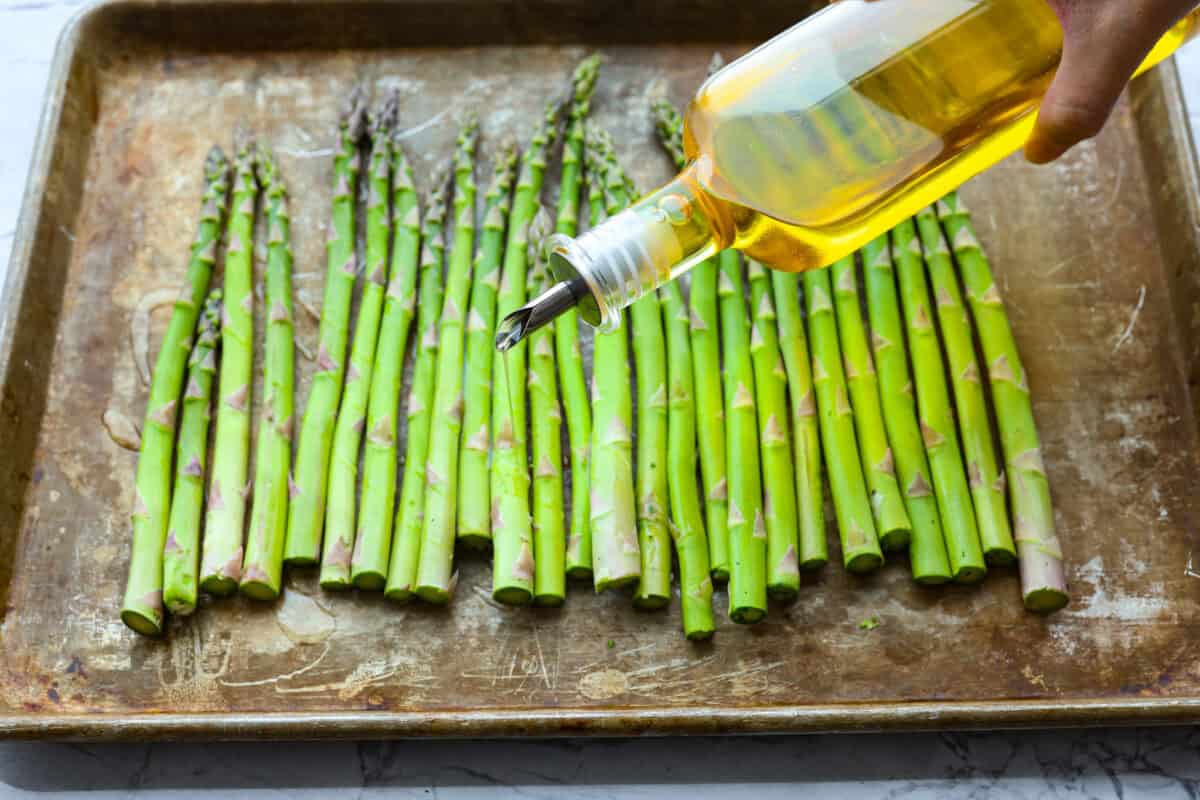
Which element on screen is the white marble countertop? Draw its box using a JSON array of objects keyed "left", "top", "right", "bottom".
[{"left": 5, "top": 2, "right": 1200, "bottom": 797}]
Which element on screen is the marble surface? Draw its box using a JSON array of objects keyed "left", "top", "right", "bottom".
[{"left": 4, "top": 1, "right": 1200, "bottom": 797}]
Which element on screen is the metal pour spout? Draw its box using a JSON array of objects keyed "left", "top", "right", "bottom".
[{"left": 495, "top": 276, "right": 590, "bottom": 351}]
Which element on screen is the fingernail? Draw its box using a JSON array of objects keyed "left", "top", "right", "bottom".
[{"left": 1024, "top": 130, "right": 1067, "bottom": 165}]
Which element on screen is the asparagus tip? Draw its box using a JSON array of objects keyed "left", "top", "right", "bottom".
[
  {"left": 343, "top": 84, "right": 369, "bottom": 140},
  {"left": 203, "top": 145, "right": 229, "bottom": 179},
  {"left": 371, "top": 91, "right": 399, "bottom": 138}
]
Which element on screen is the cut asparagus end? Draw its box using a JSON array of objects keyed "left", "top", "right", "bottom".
[
  {"left": 879, "top": 528, "right": 912, "bottom": 552},
  {"left": 384, "top": 586, "right": 415, "bottom": 604},
  {"left": 985, "top": 546, "right": 1019, "bottom": 567},
  {"left": 1024, "top": 586, "right": 1069, "bottom": 613},
  {"left": 493, "top": 586, "right": 533, "bottom": 606},
  {"left": 633, "top": 593, "right": 670, "bottom": 611},
  {"left": 352, "top": 571, "right": 387, "bottom": 592},
  {"left": 594, "top": 574, "right": 639, "bottom": 593},
  {"left": 952, "top": 565, "right": 988, "bottom": 585},
  {"left": 416, "top": 585, "right": 452, "bottom": 605},
  {"left": 730, "top": 604, "right": 766, "bottom": 625},
  {"left": 120, "top": 606, "right": 163, "bottom": 637},
  {"left": 798, "top": 555, "right": 828, "bottom": 572},
  {"left": 767, "top": 583, "right": 799, "bottom": 601},
  {"left": 198, "top": 575, "right": 238, "bottom": 596},
  {"left": 565, "top": 565, "right": 594, "bottom": 581},
  {"left": 533, "top": 592, "right": 565, "bottom": 608},
  {"left": 320, "top": 573, "right": 354, "bottom": 592},
  {"left": 457, "top": 532, "right": 492, "bottom": 551},
  {"left": 239, "top": 579, "right": 279, "bottom": 602},
  {"left": 845, "top": 551, "right": 884, "bottom": 574}
]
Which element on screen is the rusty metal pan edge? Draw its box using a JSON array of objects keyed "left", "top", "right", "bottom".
[
  {"left": 4, "top": 698, "right": 1200, "bottom": 741},
  {"left": 0, "top": 1, "right": 97, "bottom": 395}
]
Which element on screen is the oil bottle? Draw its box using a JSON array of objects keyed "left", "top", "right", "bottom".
[{"left": 496, "top": 0, "right": 1200, "bottom": 347}]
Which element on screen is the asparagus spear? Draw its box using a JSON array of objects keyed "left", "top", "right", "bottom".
[
  {"left": 527, "top": 208, "right": 566, "bottom": 606},
  {"left": 285, "top": 88, "right": 367, "bottom": 565},
  {"left": 492, "top": 101, "right": 563, "bottom": 605},
  {"left": 199, "top": 139, "right": 258, "bottom": 596},
  {"left": 803, "top": 267, "right": 884, "bottom": 573},
  {"left": 587, "top": 126, "right": 640, "bottom": 593},
  {"left": 652, "top": 97, "right": 730, "bottom": 581},
  {"left": 770, "top": 272, "right": 827, "bottom": 570},
  {"left": 862, "top": 234, "right": 952, "bottom": 584},
  {"left": 240, "top": 148, "right": 295, "bottom": 600},
  {"left": 892, "top": 218, "right": 987, "bottom": 583},
  {"left": 936, "top": 192, "right": 1068, "bottom": 612},
  {"left": 320, "top": 99, "right": 397, "bottom": 590},
  {"left": 746, "top": 259, "right": 800, "bottom": 598},
  {"left": 385, "top": 170, "right": 449, "bottom": 602},
  {"left": 585, "top": 142, "right": 671, "bottom": 610},
  {"left": 353, "top": 117, "right": 422, "bottom": 590},
  {"left": 457, "top": 141, "right": 518, "bottom": 549},
  {"left": 661, "top": 277, "right": 716, "bottom": 639},
  {"left": 829, "top": 254, "right": 912, "bottom": 550},
  {"left": 557, "top": 55, "right": 601, "bottom": 579},
  {"left": 161, "top": 290, "right": 223, "bottom": 616},
  {"left": 916, "top": 203, "right": 1016, "bottom": 566},
  {"left": 719, "top": 250, "right": 767, "bottom": 621},
  {"left": 415, "top": 116, "right": 480, "bottom": 603},
  {"left": 122, "top": 147, "right": 228, "bottom": 635}
]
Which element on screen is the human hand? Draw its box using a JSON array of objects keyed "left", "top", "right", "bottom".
[{"left": 1025, "top": 0, "right": 1199, "bottom": 163}]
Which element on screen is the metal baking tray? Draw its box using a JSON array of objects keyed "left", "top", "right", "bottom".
[{"left": 3, "top": 0, "right": 1200, "bottom": 740}]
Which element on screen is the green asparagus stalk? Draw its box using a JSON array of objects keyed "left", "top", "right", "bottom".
[
  {"left": 719, "top": 250, "right": 767, "bottom": 621},
  {"left": 587, "top": 126, "right": 640, "bottom": 593},
  {"left": 122, "top": 147, "right": 228, "bottom": 635},
  {"left": 916, "top": 203, "right": 1016, "bottom": 566},
  {"left": 770, "top": 272, "right": 827, "bottom": 570},
  {"left": 285, "top": 89, "right": 367, "bottom": 565},
  {"left": 415, "top": 116, "right": 480, "bottom": 603},
  {"left": 586, "top": 145, "right": 672, "bottom": 609},
  {"left": 631, "top": 274, "right": 671, "bottom": 609},
  {"left": 829, "top": 255, "right": 912, "bottom": 550},
  {"left": 936, "top": 192, "right": 1067, "bottom": 612},
  {"left": 353, "top": 116, "right": 422, "bottom": 590},
  {"left": 557, "top": 55, "right": 601, "bottom": 579},
  {"left": 892, "top": 218, "right": 987, "bottom": 583},
  {"left": 385, "top": 170, "right": 449, "bottom": 602},
  {"left": 661, "top": 278, "right": 716, "bottom": 639},
  {"left": 199, "top": 140, "right": 258, "bottom": 596},
  {"left": 457, "top": 141, "right": 518, "bottom": 549},
  {"left": 861, "top": 234, "right": 952, "bottom": 584},
  {"left": 803, "top": 267, "right": 884, "bottom": 573},
  {"left": 320, "top": 99, "right": 397, "bottom": 590},
  {"left": 240, "top": 148, "right": 295, "bottom": 600},
  {"left": 161, "top": 290, "right": 223, "bottom": 616},
  {"left": 527, "top": 208, "right": 566, "bottom": 606},
  {"left": 746, "top": 259, "right": 800, "bottom": 598},
  {"left": 651, "top": 97, "right": 730, "bottom": 582},
  {"left": 492, "top": 101, "right": 563, "bottom": 605}
]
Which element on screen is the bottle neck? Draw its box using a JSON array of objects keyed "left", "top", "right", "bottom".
[{"left": 547, "top": 163, "right": 725, "bottom": 330}]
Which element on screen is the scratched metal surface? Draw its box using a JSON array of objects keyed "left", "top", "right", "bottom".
[{"left": 2, "top": 0, "right": 1200, "bottom": 739}]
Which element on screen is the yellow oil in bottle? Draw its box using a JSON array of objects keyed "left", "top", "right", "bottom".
[
  {"left": 682, "top": 0, "right": 1200, "bottom": 270},
  {"left": 541, "top": 0, "right": 1200, "bottom": 333}
]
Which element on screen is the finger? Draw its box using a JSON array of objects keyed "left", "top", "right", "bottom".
[
  {"left": 1026, "top": 0, "right": 1185, "bottom": 163},
  {"left": 1025, "top": 17, "right": 1148, "bottom": 163}
]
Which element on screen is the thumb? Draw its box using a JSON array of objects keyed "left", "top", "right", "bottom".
[
  {"left": 1026, "top": 0, "right": 1191, "bottom": 164},
  {"left": 1025, "top": 8, "right": 1147, "bottom": 164}
]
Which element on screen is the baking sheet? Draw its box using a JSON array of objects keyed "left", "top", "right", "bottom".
[{"left": 2, "top": 0, "right": 1200, "bottom": 739}]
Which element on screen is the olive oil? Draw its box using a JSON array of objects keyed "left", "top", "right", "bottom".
[{"left": 506, "top": 0, "right": 1200, "bottom": 342}]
